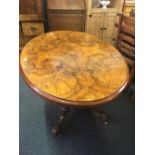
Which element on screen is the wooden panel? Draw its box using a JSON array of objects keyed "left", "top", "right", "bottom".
[
  {"left": 119, "top": 33, "right": 135, "bottom": 45},
  {"left": 48, "top": 14, "right": 85, "bottom": 32},
  {"left": 86, "top": 14, "right": 104, "bottom": 39},
  {"left": 48, "top": 14, "right": 84, "bottom": 25},
  {"left": 19, "top": 0, "right": 43, "bottom": 17},
  {"left": 47, "top": 0, "right": 85, "bottom": 10},
  {"left": 19, "top": 15, "right": 46, "bottom": 22},
  {"left": 22, "top": 22, "right": 44, "bottom": 36}
]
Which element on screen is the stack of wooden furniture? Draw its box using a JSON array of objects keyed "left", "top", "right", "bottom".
[
  {"left": 19, "top": 0, "right": 45, "bottom": 51},
  {"left": 46, "top": 0, "right": 86, "bottom": 32},
  {"left": 19, "top": 0, "right": 135, "bottom": 49}
]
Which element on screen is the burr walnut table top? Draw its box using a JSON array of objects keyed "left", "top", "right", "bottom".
[{"left": 20, "top": 31, "right": 129, "bottom": 107}]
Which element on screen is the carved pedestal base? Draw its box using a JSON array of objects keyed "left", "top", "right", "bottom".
[
  {"left": 52, "top": 107, "right": 69, "bottom": 136},
  {"left": 93, "top": 111, "right": 108, "bottom": 125},
  {"left": 51, "top": 107, "right": 108, "bottom": 136}
]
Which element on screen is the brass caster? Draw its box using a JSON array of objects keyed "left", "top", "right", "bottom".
[
  {"left": 93, "top": 111, "right": 108, "bottom": 125},
  {"left": 52, "top": 126, "right": 61, "bottom": 136}
]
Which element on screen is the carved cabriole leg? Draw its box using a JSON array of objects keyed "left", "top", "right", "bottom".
[
  {"left": 52, "top": 107, "right": 69, "bottom": 136},
  {"left": 93, "top": 111, "right": 108, "bottom": 125}
]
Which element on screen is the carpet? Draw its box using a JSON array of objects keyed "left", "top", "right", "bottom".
[{"left": 19, "top": 74, "right": 135, "bottom": 155}]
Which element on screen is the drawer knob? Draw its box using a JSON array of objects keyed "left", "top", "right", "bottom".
[
  {"left": 31, "top": 27, "right": 37, "bottom": 32},
  {"left": 89, "top": 15, "right": 92, "bottom": 17}
]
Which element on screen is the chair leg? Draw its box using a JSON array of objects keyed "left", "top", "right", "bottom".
[{"left": 52, "top": 107, "right": 69, "bottom": 136}]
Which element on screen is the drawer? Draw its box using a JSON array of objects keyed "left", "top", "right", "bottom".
[
  {"left": 21, "top": 22, "right": 44, "bottom": 36},
  {"left": 48, "top": 14, "right": 84, "bottom": 25},
  {"left": 47, "top": 14, "right": 85, "bottom": 31}
]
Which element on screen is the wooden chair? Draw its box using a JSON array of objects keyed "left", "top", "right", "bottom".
[{"left": 116, "top": 14, "right": 135, "bottom": 101}]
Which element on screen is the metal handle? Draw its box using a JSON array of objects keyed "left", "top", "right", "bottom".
[{"left": 31, "top": 27, "right": 37, "bottom": 32}]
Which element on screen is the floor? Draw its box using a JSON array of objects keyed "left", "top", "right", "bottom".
[{"left": 19, "top": 75, "right": 135, "bottom": 155}]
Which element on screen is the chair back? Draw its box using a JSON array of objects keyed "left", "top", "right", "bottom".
[
  {"left": 116, "top": 15, "right": 135, "bottom": 66},
  {"left": 116, "top": 15, "right": 135, "bottom": 84}
]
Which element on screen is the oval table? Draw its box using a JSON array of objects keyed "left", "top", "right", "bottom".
[{"left": 20, "top": 31, "right": 129, "bottom": 136}]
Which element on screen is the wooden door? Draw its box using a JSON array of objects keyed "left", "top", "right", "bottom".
[
  {"left": 86, "top": 14, "right": 104, "bottom": 39},
  {"left": 103, "top": 13, "right": 118, "bottom": 42}
]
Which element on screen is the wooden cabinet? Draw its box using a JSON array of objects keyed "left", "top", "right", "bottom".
[
  {"left": 86, "top": 12, "right": 118, "bottom": 43},
  {"left": 19, "top": 0, "right": 45, "bottom": 51},
  {"left": 85, "top": 0, "right": 122, "bottom": 44},
  {"left": 46, "top": 0, "right": 86, "bottom": 32},
  {"left": 87, "top": 12, "right": 117, "bottom": 41}
]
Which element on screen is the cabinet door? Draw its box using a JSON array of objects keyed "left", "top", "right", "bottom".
[
  {"left": 86, "top": 14, "right": 104, "bottom": 39},
  {"left": 103, "top": 13, "right": 118, "bottom": 42}
]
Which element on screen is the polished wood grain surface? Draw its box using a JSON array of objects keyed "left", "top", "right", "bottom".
[{"left": 20, "top": 31, "right": 129, "bottom": 106}]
